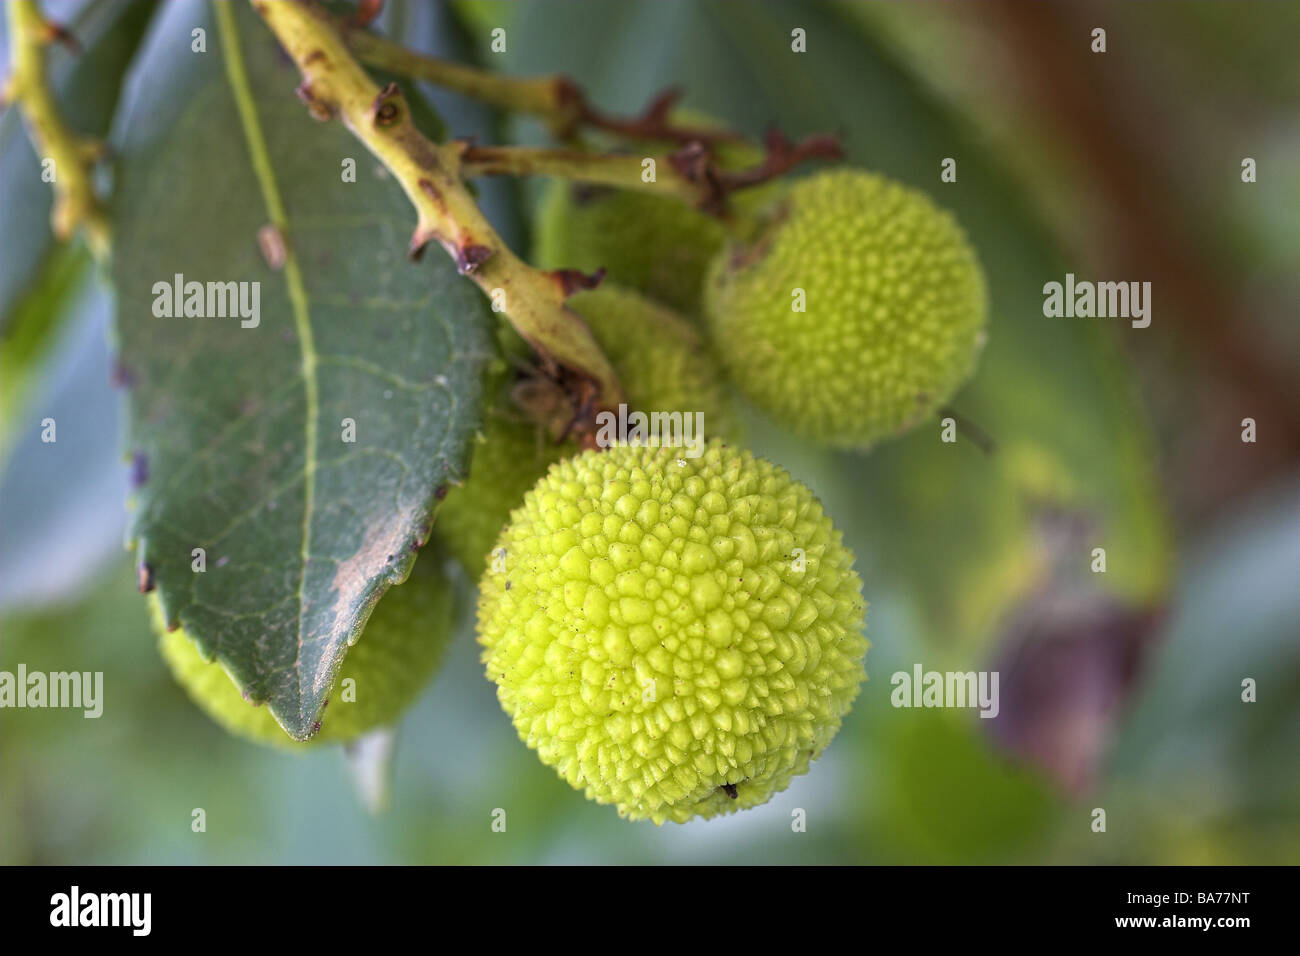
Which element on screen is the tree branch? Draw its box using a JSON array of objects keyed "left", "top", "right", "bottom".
[
  {"left": 2, "top": 0, "right": 108, "bottom": 260},
  {"left": 459, "top": 145, "right": 701, "bottom": 205},
  {"left": 341, "top": 21, "right": 738, "bottom": 144},
  {"left": 250, "top": 0, "right": 623, "bottom": 429},
  {"left": 460, "top": 128, "right": 844, "bottom": 215}
]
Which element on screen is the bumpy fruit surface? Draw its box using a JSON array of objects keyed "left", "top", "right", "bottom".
[
  {"left": 706, "top": 169, "right": 988, "bottom": 448},
  {"left": 436, "top": 284, "right": 739, "bottom": 577},
  {"left": 156, "top": 553, "right": 453, "bottom": 746},
  {"left": 477, "top": 441, "right": 868, "bottom": 824}
]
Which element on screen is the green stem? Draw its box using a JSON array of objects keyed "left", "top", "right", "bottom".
[
  {"left": 3, "top": 0, "right": 109, "bottom": 260},
  {"left": 347, "top": 27, "right": 564, "bottom": 122},
  {"left": 339, "top": 16, "right": 737, "bottom": 144},
  {"left": 460, "top": 145, "right": 702, "bottom": 205}
]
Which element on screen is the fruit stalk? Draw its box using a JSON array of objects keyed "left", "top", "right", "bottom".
[
  {"left": 462, "top": 129, "right": 843, "bottom": 215},
  {"left": 250, "top": 0, "right": 624, "bottom": 419},
  {"left": 338, "top": 21, "right": 737, "bottom": 144},
  {"left": 2, "top": 0, "right": 109, "bottom": 260},
  {"left": 460, "top": 145, "right": 703, "bottom": 205}
]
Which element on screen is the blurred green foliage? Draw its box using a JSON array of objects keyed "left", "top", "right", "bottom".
[
  {"left": 1, "top": 0, "right": 1296, "bottom": 864},
  {"left": 0, "top": 1, "right": 155, "bottom": 462}
]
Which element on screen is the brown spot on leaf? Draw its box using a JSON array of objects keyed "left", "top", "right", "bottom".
[
  {"left": 110, "top": 359, "right": 134, "bottom": 389},
  {"left": 258, "top": 224, "right": 287, "bottom": 270}
]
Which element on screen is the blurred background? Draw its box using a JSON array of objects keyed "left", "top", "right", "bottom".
[{"left": 1, "top": 0, "right": 1296, "bottom": 864}]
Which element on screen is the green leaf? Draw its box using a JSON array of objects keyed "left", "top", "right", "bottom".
[{"left": 110, "top": 0, "right": 493, "bottom": 739}]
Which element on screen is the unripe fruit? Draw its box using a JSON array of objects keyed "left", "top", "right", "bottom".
[
  {"left": 477, "top": 440, "right": 868, "bottom": 824},
  {"left": 436, "top": 284, "right": 739, "bottom": 577},
  {"left": 435, "top": 414, "right": 566, "bottom": 579},
  {"left": 156, "top": 553, "right": 453, "bottom": 746},
  {"left": 574, "top": 284, "right": 740, "bottom": 442},
  {"left": 705, "top": 168, "right": 988, "bottom": 448}
]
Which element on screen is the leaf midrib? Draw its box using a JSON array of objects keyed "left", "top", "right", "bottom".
[{"left": 214, "top": 0, "right": 319, "bottom": 733}]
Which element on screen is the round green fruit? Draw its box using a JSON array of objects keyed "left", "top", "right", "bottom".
[
  {"left": 436, "top": 412, "right": 567, "bottom": 580},
  {"left": 156, "top": 553, "right": 453, "bottom": 746},
  {"left": 477, "top": 440, "right": 869, "bottom": 824},
  {"left": 705, "top": 168, "right": 988, "bottom": 449},
  {"left": 436, "top": 284, "right": 739, "bottom": 578}
]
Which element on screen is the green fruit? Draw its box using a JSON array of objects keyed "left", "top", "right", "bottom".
[
  {"left": 573, "top": 284, "right": 741, "bottom": 443},
  {"left": 477, "top": 440, "right": 868, "bottom": 824},
  {"left": 437, "top": 284, "right": 740, "bottom": 578},
  {"left": 705, "top": 168, "right": 988, "bottom": 449},
  {"left": 156, "top": 553, "right": 453, "bottom": 746},
  {"left": 436, "top": 414, "right": 567, "bottom": 579}
]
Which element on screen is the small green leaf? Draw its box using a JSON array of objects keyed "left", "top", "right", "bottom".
[{"left": 110, "top": 1, "right": 493, "bottom": 739}]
